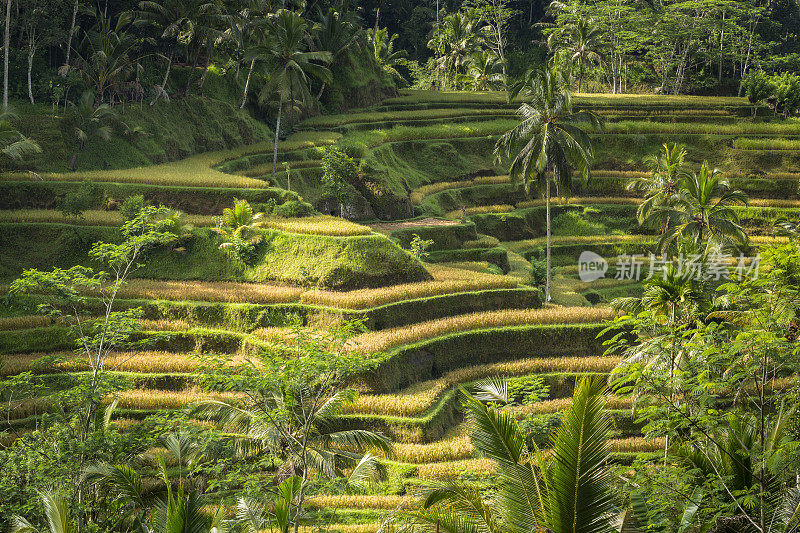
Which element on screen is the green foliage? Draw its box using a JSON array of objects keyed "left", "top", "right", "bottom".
[
  {"left": 120, "top": 194, "right": 145, "bottom": 222},
  {"left": 409, "top": 234, "right": 434, "bottom": 260},
  {"left": 272, "top": 199, "right": 315, "bottom": 218},
  {"left": 742, "top": 70, "right": 774, "bottom": 116},
  {"left": 62, "top": 91, "right": 120, "bottom": 171},
  {"left": 321, "top": 145, "right": 357, "bottom": 207},
  {"left": 772, "top": 72, "right": 800, "bottom": 118},
  {"left": 60, "top": 180, "right": 99, "bottom": 220}
]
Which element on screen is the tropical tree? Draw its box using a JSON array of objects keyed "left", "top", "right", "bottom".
[
  {"left": 387, "top": 375, "right": 615, "bottom": 533},
  {"left": 313, "top": 6, "right": 359, "bottom": 99},
  {"left": 135, "top": 0, "right": 191, "bottom": 98},
  {"left": 11, "top": 492, "right": 73, "bottom": 533},
  {"left": 70, "top": 10, "right": 140, "bottom": 104},
  {"left": 62, "top": 91, "right": 118, "bottom": 171},
  {"left": 496, "top": 65, "right": 602, "bottom": 301},
  {"left": 467, "top": 49, "right": 504, "bottom": 90},
  {"left": 656, "top": 162, "right": 748, "bottom": 252},
  {"left": 215, "top": 198, "right": 264, "bottom": 263},
  {"left": 193, "top": 326, "right": 391, "bottom": 533},
  {"left": 627, "top": 143, "right": 690, "bottom": 234},
  {"left": 549, "top": 16, "right": 605, "bottom": 93},
  {"left": 256, "top": 9, "right": 331, "bottom": 176},
  {"left": 428, "top": 12, "right": 480, "bottom": 89},
  {"left": 0, "top": 110, "right": 41, "bottom": 166},
  {"left": 741, "top": 69, "right": 774, "bottom": 117},
  {"left": 369, "top": 27, "right": 408, "bottom": 84}
]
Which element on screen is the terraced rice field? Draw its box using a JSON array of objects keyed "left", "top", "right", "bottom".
[{"left": 4, "top": 89, "right": 797, "bottom": 532}]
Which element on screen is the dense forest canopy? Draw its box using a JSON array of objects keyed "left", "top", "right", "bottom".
[{"left": 4, "top": 0, "right": 800, "bottom": 109}]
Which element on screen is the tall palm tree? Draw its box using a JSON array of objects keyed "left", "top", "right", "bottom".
[
  {"left": 496, "top": 65, "right": 602, "bottom": 301},
  {"left": 369, "top": 28, "right": 408, "bottom": 84},
  {"left": 627, "top": 143, "right": 690, "bottom": 234},
  {"left": 255, "top": 9, "right": 331, "bottom": 176},
  {"left": 387, "top": 376, "right": 615, "bottom": 533},
  {"left": 135, "top": 0, "right": 188, "bottom": 95},
  {"left": 72, "top": 10, "right": 140, "bottom": 103},
  {"left": 313, "top": 7, "right": 359, "bottom": 99},
  {"left": 428, "top": 12, "right": 480, "bottom": 90},
  {"left": 656, "top": 162, "right": 748, "bottom": 252},
  {"left": 549, "top": 16, "right": 605, "bottom": 93}
]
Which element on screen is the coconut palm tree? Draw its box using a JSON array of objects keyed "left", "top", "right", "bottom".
[
  {"left": 369, "top": 27, "right": 408, "bottom": 84},
  {"left": 656, "top": 162, "right": 748, "bottom": 252},
  {"left": 215, "top": 198, "right": 264, "bottom": 252},
  {"left": 467, "top": 49, "right": 504, "bottom": 91},
  {"left": 549, "top": 16, "right": 605, "bottom": 93},
  {"left": 387, "top": 375, "right": 615, "bottom": 533},
  {"left": 71, "top": 10, "right": 141, "bottom": 104},
  {"left": 63, "top": 91, "right": 119, "bottom": 171},
  {"left": 428, "top": 12, "right": 480, "bottom": 90},
  {"left": 313, "top": 6, "right": 360, "bottom": 99},
  {"left": 0, "top": 110, "right": 41, "bottom": 166},
  {"left": 135, "top": 0, "right": 189, "bottom": 96},
  {"left": 495, "top": 64, "right": 602, "bottom": 301},
  {"left": 256, "top": 9, "right": 331, "bottom": 176},
  {"left": 627, "top": 143, "right": 690, "bottom": 234}
]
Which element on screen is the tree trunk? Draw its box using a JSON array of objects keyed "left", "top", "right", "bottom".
[
  {"left": 64, "top": 0, "right": 78, "bottom": 69},
  {"left": 374, "top": 4, "right": 381, "bottom": 35},
  {"left": 272, "top": 100, "right": 282, "bottom": 176},
  {"left": 578, "top": 60, "right": 584, "bottom": 93},
  {"left": 316, "top": 81, "right": 326, "bottom": 100},
  {"left": 718, "top": 10, "right": 725, "bottom": 84},
  {"left": 3, "top": 0, "right": 11, "bottom": 110},
  {"left": 27, "top": 32, "right": 35, "bottom": 104},
  {"left": 737, "top": 19, "right": 756, "bottom": 97},
  {"left": 161, "top": 52, "right": 173, "bottom": 91},
  {"left": 545, "top": 176, "right": 552, "bottom": 302},
  {"left": 240, "top": 58, "right": 255, "bottom": 109}
]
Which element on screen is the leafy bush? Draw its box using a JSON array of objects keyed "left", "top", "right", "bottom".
[
  {"left": 507, "top": 374, "right": 549, "bottom": 405},
  {"left": 60, "top": 180, "right": 99, "bottom": 219},
  {"left": 530, "top": 259, "right": 547, "bottom": 286},
  {"left": 120, "top": 194, "right": 146, "bottom": 222},
  {"left": 409, "top": 234, "right": 434, "bottom": 260},
  {"left": 273, "top": 200, "right": 315, "bottom": 218}
]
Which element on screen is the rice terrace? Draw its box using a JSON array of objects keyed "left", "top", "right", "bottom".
[{"left": 1, "top": 1, "right": 800, "bottom": 533}]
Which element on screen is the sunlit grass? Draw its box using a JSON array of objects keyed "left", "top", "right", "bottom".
[
  {"left": 444, "top": 204, "right": 515, "bottom": 218},
  {"left": 262, "top": 215, "right": 372, "bottom": 237},
  {"left": 0, "top": 350, "right": 203, "bottom": 375},
  {"left": 346, "top": 306, "right": 615, "bottom": 354},
  {"left": 410, "top": 175, "right": 510, "bottom": 204},
  {"left": 1, "top": 131, "right": 340, "bottom": 188},
  {"left": 349, "top": 356, "right": 621, "bottom": 416},
  {"left": 299, "top": 264, "right": 518, "bottom": 309}
]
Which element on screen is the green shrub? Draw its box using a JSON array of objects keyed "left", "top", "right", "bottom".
[
  {"left": 60, "top": 180, "right": 100, "bottom": 220},
  {"left": 273, "top": 200, "right": 315, "bottom": 218},
  {"left": 530, "top": 259, "right": 547, "bottom": 286},
  {"left": 409, "top": 234, "right": 434, "bottom": 260},
  {"left": 120, "top": 194, "right": 146, "bottom": 222},
  {"left": 507, "top": 374, "right": 549, "bottom": 405}
]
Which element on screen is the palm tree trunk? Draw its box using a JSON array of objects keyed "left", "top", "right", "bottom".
[
  {"left": 578, "top": 60, "right": 584, "bottom": 93},
  {"left": 546, "top": 177, "right": 552, "bottom": 303},
  {"left": 3, "top": 0, "right": 11, "bottom": 110},
  {"left": 272, "top": 100, "right": 282, "bottom": 176},
  {"left": 240, "top": 58, "right": 255, "bottom": 109},
  {"left": 64, "top": 0, "right": 78, "bottom": 68},
  {"left": 316, "top": 82, "right": 326, "bottom": 100},
  {"left": 27, "top": 32, "right": 35, "bottom": 104}
]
